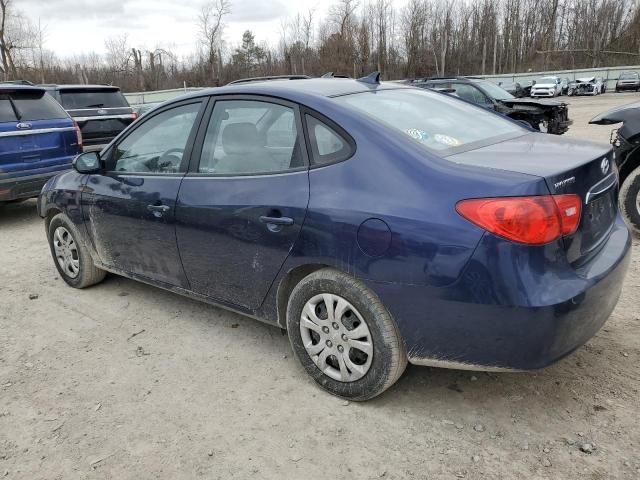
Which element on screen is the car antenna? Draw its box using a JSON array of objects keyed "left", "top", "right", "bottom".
[{"left": 357, "top": 71, "right": 381, "bottom": 85}]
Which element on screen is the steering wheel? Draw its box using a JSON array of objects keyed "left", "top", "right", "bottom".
[{"left": 155, "top": 148, "right": 185, "bottom": 172}]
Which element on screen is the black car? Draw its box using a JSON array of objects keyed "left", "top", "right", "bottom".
[
  {"left": 590, "top": 101, "right": 640, "bottom": 233},
  {"left": 615, "top": 72, "right": 640, "bottom": 92},
  {"left": 41, "top": 85, "right": 136, "bottom": 151},
  {"left": 408, "top": 77, "right": 571, "bottom": 135},
  {"left": 498, "top": 81, "right": 525, "bottom": 98}
]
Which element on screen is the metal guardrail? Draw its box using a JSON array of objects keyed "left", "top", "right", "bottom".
[
  {"left": 477, "top": 65, "right": 640, "bottom": 89},
  {"left": 124, "top": 87, "right": 205, "bottom": 105}
]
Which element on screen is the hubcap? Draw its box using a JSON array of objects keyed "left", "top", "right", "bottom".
[
  {"left": 299, "top": 293, "right": 374, "bottom": 382},
  {"left": 52, "top": 226, "right": 80, "bottom": 279}
]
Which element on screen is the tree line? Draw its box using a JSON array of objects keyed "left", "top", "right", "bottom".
[{"left": 2, "top": 0, "right": 640, "bottom": 92}]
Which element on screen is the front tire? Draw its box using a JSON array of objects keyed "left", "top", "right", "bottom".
[
  {"left": 620, "top": 167, "right": 640, "bottom": 235},
  {"left": 286, "top": 268, "right": 407, "bottom": 401},
  {"left": 47, "top": 213, "right": 106, "bottom": 288}
]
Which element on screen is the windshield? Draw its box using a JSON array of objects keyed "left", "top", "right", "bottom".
[
  {"left": 536, "top": 77, "right": 557, "bottom": 85},
  {"left": 336, "top": 88, "right": 524, "bottom": 154},
  {"left": 620, "top": 72, "right": 638, "bottom": 80},
  {"left": 475, "top": 80, "right": 514, "bottom": 100},
  {"left": 59, "top": 89, "right": 129, "bottom": 109}
]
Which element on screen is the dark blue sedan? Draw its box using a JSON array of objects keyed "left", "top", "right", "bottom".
[{"left": 38, "top": 76, "right": 632, "bottom": 400}]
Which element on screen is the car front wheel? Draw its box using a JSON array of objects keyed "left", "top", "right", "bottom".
[
  {"left": 47, "top": 213, "right": 106, "bottom": 288},
  {"left": 286, "top": 268, "right": 407, "bottom": 401},
  {"left": 620, "top": 167, "right": 640, "bottom": 235}
]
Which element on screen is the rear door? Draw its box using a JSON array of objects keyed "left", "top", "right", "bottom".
[
  {"left": 0, "top": 88, "right": 77, "bottom": 176},
  {"left": 59, "top": 88, "right": 135, "bottom": 146},
  {"left": 83, "top": 99, "right": 205, "bottom": 286},
  {"left": 175, "top": 96, "right": 310, "bottom": 311}
]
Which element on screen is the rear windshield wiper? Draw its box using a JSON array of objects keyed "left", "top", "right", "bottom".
[
  {"left": 1, "top": 94, "right": 22, "bottom": 120},
  {"left": 85, "top": 103, "right": 105, "bottom": 108}
]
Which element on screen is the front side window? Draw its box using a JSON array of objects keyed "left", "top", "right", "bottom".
[
  {"left": 451, "top": 83, "right": 491, "bottom": 104},
  {"left": 337, "top": 88, "right": 525, "bottom": 155},
  {"left": 198, "top": 100, "right": 303, "bottom": 175},
  {"left": 111, "top": 102, "right": 200, "bottom": 174}
]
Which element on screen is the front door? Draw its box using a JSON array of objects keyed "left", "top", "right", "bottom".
[
  {"left": 83, "top": 100, "right": 205, "bottom": 287},
  {"left": 176, "top": 97, "right": 310, "bottom": 310}
]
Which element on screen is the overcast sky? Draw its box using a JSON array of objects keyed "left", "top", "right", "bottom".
[{"left": 18, "top": 0, "right": 359, "bottom": 59}]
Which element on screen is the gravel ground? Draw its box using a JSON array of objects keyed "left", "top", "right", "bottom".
[{"left": 1, "top": 92, "right": 639, "bottom": 480}]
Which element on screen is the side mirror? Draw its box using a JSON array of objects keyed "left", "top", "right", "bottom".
[{"left": 73, "top": 151, "right": 102, "bottom": 174}]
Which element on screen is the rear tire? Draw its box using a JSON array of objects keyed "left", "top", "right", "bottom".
[
  {"left": 286, "top": 268, "right": 407, "bottom": 401},
  {"left": 620, "top": 167, "right": 640, "bottom": 235},
  {"left": 47, "top": 213, "right": 106, "bottom": 288}
]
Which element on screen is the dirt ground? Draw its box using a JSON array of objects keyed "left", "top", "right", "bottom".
[{"left": 1, "top": 92, "right": 639, "bottom": 480}]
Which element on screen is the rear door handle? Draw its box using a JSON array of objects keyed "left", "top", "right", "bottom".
[{"left": 259, "top": 215, "right": 294, "bottom": 226}]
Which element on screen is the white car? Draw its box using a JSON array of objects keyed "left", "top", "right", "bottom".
[
  {"left": 530, "top": 76, "right": 562, "bottom": 97},
  {"left": 568, "top": 77, "right": 605, "bottom": 96}
]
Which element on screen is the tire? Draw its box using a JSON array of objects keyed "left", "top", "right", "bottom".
[
  {"left": 286, "top": 268, "right": 407, "bottom": 401},
  {"left": 619, "top": 167, "right": 640, "bottom": 235},
  {"left": 47, "top": 213, "right": 106, "bottom": 288}
]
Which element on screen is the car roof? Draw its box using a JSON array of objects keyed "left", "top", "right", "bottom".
[
  {"left": 0, "top": 84, "right": 46, "bottom": 92},
  {"left": 39, "top": 84, "right": 121, "bottom": 91},
  {"left": 178, "top": 78, "right": 411, "bottom": 102}
]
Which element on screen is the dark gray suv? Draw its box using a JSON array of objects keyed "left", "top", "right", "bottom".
[{"left": 41, "top": 85, "right": 137, "bottom": 151}]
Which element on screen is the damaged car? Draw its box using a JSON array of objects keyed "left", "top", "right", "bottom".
[
  {"left": 409, "top": 77, "right": 571, "bottom": 134},
  {"left": 568, "top": 77, "right": 605, "bottom": 96},
  {"left": 590, "top": 101, "right": 640, "bottom": 233}
]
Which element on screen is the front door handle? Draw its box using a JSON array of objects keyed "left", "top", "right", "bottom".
[
  {"left": 259, "top": 215, "right": 294, "bottom": 226},
  {"left": 147, "top": 204, "right": 170, "bottom": 218}
]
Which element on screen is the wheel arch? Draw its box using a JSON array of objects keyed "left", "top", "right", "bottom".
[
  {"left": 276, "top": 263, "right": 332, "bottom": 329},
  {"left": 44, "top": 207, "right": 63, "bottom": 232}
]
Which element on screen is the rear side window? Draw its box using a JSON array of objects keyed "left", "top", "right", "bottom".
[
  {"left": 59, "top": 89, "right": 129, "bottom": 109},
  {"left": 0, "top": 90, "right": 68, "bottom": 122},
  {"left": 198, "top": 99, "right": 304, "bottom": 175},
  {"left": 305, "top": 115, "right": 352, "bottom": 165}
]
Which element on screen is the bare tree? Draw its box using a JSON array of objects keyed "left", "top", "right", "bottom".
[{"left": 198, "top": 0, "right": 231, "bottom": 85}]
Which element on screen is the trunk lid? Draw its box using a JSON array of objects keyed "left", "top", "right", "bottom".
[{"left": 447, "top": 133, "right": 617, "bottom": 263}]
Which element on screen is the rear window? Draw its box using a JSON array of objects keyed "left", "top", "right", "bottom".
[
  {"left": 336, "top": 88, "right": 524, "bottom": 154},
  {"left": 59, "top": 89, "right": 129, "bottom": 109},
  {"left": 0, "top": 90, "right": 68, "bottom": 122}
]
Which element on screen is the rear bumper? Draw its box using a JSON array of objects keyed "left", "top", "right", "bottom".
[
  {"left": 367, "top": 216, "right": 632, "bottom": 371},
  {"left": 0, "top": 166, "right": 71, "bottom": 201},
  {"left": 616, "top": 84, "right": 639, "bottom": 91}
]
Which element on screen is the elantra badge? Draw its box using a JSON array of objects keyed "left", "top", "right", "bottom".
[
  {"left": 97, "top": 109, "right": 108, "bottom": 115},
  {"left": 600, "top": 157, "right": 610, "bottom": 175}
]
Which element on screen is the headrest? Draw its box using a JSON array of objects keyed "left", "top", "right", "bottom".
[{"left": 222, "top": 122, "right": 263, "bottom": 155}]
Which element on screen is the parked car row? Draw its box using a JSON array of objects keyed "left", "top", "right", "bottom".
[
  {"left": 497, "top": 72, "right": 640, "bottom": 98},
  {"left": 0, "top": 81, "right": 137, "bottom": 204}
]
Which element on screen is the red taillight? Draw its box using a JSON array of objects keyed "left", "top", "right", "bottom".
[
  {"left": 131, "top": 112, "right": 138, "bottom": 121},
  {"left": 73, "top": 120, "right": 83, "bottom": 149},
  {"left": 456, "top": 194, "right": 581, "bottom": 245}
]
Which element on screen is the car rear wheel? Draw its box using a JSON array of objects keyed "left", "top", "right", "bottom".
[
  {"left": 620, "top": 167, "right": 640, "bottom": 235},
  {"left": 286, "top": 268, "right": 407, "bottom": 401},
  {"left": 47, "top": 213, "right": 106, "bottom": 288}
]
